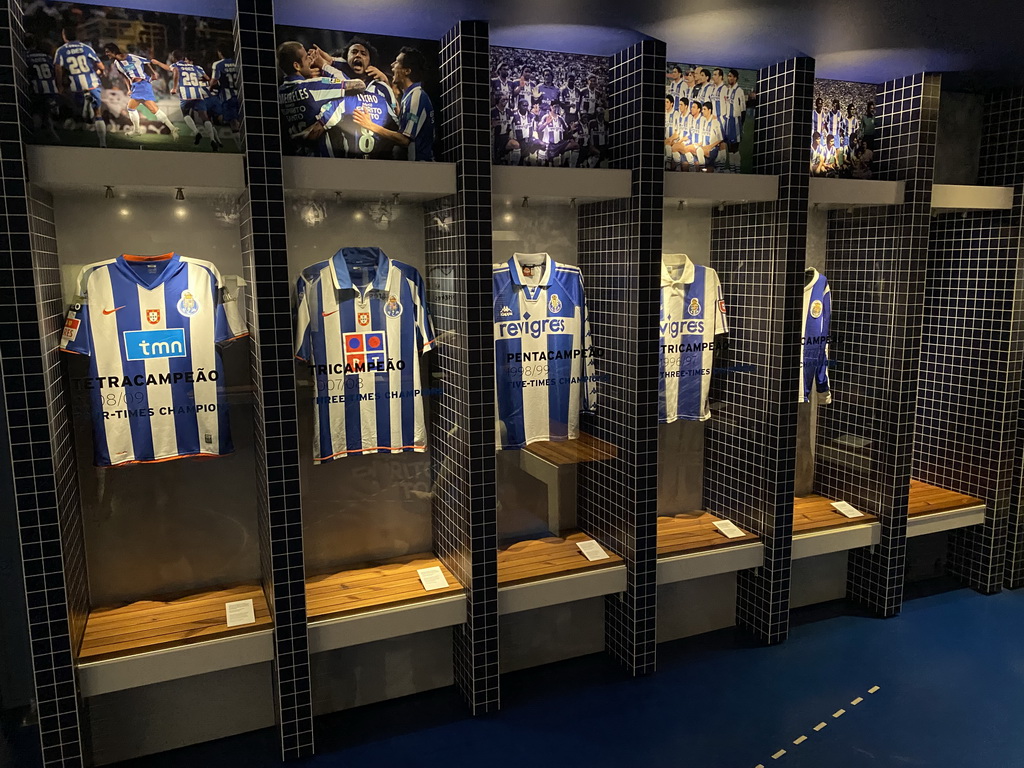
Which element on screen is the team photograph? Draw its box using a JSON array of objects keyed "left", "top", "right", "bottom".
[
  {"left": 664, "top": 62, "right": 757, "bottom": 173},
  {"left": 489, "top": 46, "right": 611, "bottom": 168},
  {"left": 810, "top": 79, "right": 877, "bottom": 178},
  {"left": 275, "top": 26, "right": 439, "bottom": 161},
  {"left": 23, "top": 2, "right": 240, "bottom": 152}
]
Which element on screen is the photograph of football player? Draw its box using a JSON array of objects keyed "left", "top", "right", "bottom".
[
  {"left": 208, "top": 47, "right": 240, "bottom": 134},
  {"left": 809, "top": 79, "right": 877, "bottom": 178},
  {"left": 24, "top": 3, "right": 238, "bottom": 152},
  {"left": 103, "top": 43, "right": 179, "bottom": 139},
  {"left": 168, "top": 51, "right": 220, "bottom": 149},
  {"left": 665, "top": 61, "right": 755, "bottom": 173},
  {"left": 489, "top": 45, "right": 611, "bottom": 167},
  {"left": 274, "top": 25, "right": 441, "bottom": 161}
]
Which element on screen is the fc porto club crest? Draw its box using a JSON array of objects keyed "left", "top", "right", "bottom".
[
  {"left": 548, "top": 293, "right": 562, "bottom": 313},
  {"left": 687, "top": 297, "right": 702, "bottom": 316},
  {"left": 357, "top": 312, "right": 371, "bottom": 327},
  {"left": 146, "top": 308, "right": 161, "bottom": 325},
  {"left": 810, "top": 300, "right": 823, "bottom": 319},
  {"left": 384, "top": 295, "right": 403, "bottom": 318},
  {"left": 176, "top": 290, "right": 199, "bottom": 317}
]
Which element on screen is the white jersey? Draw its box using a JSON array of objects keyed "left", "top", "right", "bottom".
[
  {"left": 494, "top": 253, "right": 597, "bottom": 449},
  {"left": 60, "top": 253, "right": 247, "bottom": 466},
  {"left": 660, "top": 256, "right": 728, "bottom": 422},
  {"left": 667, "top": 78, "right": 686, "bottom": 108},
  {"left": 295, "top": 247, "right": 436, "bottom": 463}
]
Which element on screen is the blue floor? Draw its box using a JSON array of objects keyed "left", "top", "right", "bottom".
[{"left": 10, "top": 581, "right": 1024, "bottom": 767}]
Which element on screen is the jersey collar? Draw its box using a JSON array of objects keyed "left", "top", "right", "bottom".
[
  {"left": 509, "top": 253, "right": 555, "bottom": 288},
  {"left": 401, "top": 82, "right": 422, "bottom": 97},
  {"left": 804, "top": 268, "right": 820, "bottom": 290},
  {"left": 115, "top": 252, "right": 185, "bottom": 289},
  {"left": 329, "top": 247, "right": 392, "bottom": 292},
  {"left": 661, "top": 255, "right": 695, "bottom": 287}
]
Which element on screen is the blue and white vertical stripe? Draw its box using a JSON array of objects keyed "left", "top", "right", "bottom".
[{"left": 800, "top": 269, "right": 832, "bottom": 403}]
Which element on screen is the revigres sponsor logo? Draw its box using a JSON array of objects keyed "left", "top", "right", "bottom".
[
  {"left": 497, "top": 315, "right": 566, "bottom": 339},
  {"left": 661, "top": 319, "right": 705, "bottom": 337},
  {"left": 123, "top": 329, "right": 187, "bottom": 361}
]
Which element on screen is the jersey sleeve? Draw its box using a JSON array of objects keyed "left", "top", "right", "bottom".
[
  {"left": 711, "top": 269, "right": 729, "bottom": 335},
  {"left": 816, "top": 282, "right": 832, "bottom": 404},
  {"left": 84, "top": 45, "right": 100, "bottom": 64},
  {"left": 398, "top": 88, "right": 423, "bottom": 139},
  {"left": 579, "top": 275, "right": 597, "bottom": 414},
  {"left": 411, "top": 268, "right": 436, "bottom": 353},
  {"left": 60, "top": 266, "right": 92, "bottom": 355},
  {"left": 294, "top": 274, "right": 314, "bottom": 363},
  {"left": 211, "top": 268, "right": 248, "bottom": 343}
]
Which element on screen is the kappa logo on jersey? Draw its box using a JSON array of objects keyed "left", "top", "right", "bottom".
[
  {"left": 500, "top": 305, "right": 513, "bottom": 317},
  {"left": 123, "top": 329, "right": 188, "bottom": 361},
  {"left": 146, "top": 309, "right": 161, "bottom": 325},
  {"left": 810, "top": 300, "right": 823, "bottom": 319},
  {"left": 383, "top": 295, "right": 403, "bottom": 318},
  {"left": 357, "top": 312, "right": 371, "bottom": 326},
  {"left": 688, "top": 298, "right": 702, "bottom": 316},
  {"left": 344, "top": 331, "right": 386, "bottom": 369},
  {"left": 177, "top": 290, "right": 200, "bottom": 317},
  {"left": 549, "top": 293, "right": 562, "bottom": 313}
]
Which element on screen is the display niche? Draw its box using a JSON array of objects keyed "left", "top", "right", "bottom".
[{"left": 54, "top": 186, "right": 265, "bottom": 663}]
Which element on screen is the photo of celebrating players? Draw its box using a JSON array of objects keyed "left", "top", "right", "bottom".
[
  {"left": 23, "top": 2, "right": 239, "bottom": 152},
  {"left": 810, "top": 79, "right": 877, "bottom": 179},
  {"left": 275, "top": 25, "right": 440, "bottom": 161},
  {"left": 490, "top": 46, "right": 611, "bottom": 168},
  {"left": 664, "top": 62, "right": 757, "bottom": 173}
]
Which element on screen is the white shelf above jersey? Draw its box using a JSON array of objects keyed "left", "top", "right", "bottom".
[
  {"left": 283, "top": 156, "right": 456, "bottom": 202},
  {"left": 809, "top": 177, "right": 905, "bottom": 209},
  {"left": 664, "top": 172, "right": 779, "bottom": 207},
  {"left": 931, "top": 184, "right": 1014, "bottom": 212},
  {"left": 27, "top": 145, "right": 245, "bottom": 197},
  {"left": 491, "top": 165, "right": 631, "bottom": 205}
]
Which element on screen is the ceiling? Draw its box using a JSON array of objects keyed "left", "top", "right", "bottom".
[{"left": 107, "top": 0, "right": 1021, "bottom": 86}]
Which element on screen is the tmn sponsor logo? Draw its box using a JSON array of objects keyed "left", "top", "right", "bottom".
[{"left": 123, "top": 329, "right": 188, "bottom": 361}]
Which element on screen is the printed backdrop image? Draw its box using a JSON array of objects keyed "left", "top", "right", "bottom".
[
  {"left": 23, "top": 2, "right": 239, "bottom": 152},
  {"left": 665, "top": 62, "right": 757, "bottom": 174},
  {"left": 275, "top": 26, "right": 440, "bottom": 161},
  {"left": 811, "top": 79, "right": 877, "bottom": 178},
  {"left": 490, "top": 45, "right": 611, "bottom": 168}
]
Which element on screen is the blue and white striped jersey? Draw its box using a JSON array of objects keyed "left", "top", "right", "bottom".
[
  {"left": 398, "top": 82, "right": 434, "bottom": 161},
  {"left": 667, "top": 78, "right": 686, "bottom": 109},
  {"left": 53, "top": 41, "right": 101, "bottom": 91},
  {"left": 494, "top": 254, "right": 597, "bottom": 449},
  {"left": 60, "top": 253, "right": 247, "bottom": 467},
  {"left": 113, "top": 53, "right": 151, "bottom": 83},
  {"left": 172, "top": 61, "right": 209, "bottom": 100},
  {"left": 278, "top": 73, "right": 354, "bottom": 157},
  {"left": 800, "top": 269, "right": 832, "bottom": 403},
  {"left": 295, "top": 248, "right": 436, "bottom": 464},
  {"left": 660, "top": 256, "right": 728, "bottom": 422},
  {"left": 211, "top": 57, "right": 238, "bottom": 100},
  {"left": 26, "top": 51, "right": 58, "bottom": 95}
]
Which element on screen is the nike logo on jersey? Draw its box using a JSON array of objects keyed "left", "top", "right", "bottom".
[
  {"left": 102, "top": 306, "right": 126, "bottom": 315},
  {"left": 322, "top": 310, "right": 339, "bottom": 317}
]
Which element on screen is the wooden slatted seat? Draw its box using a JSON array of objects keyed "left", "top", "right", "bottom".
[
  {"left": 78, "top": 583, "right": 271, "bottom": 663},
  {"left": 497, "top": 530, "right": 622, "bottom": 587},
  {"left": 522, "top": 432, "right": 617, "bottom": 465},
  {"left": 306, "top": 553, "right": 462, "bottom": 623},
  {"left": 793, "top": 494, "right": 879, "bottom": 534},
  {"left": 907, "top": 480, "right": 983, "bottom": 517},
  {"left": 657, "top": 512, "right": 758, "bottom": 557}
]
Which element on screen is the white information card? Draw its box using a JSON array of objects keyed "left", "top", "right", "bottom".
[
  {"left": 577, "top": 540, "right": 611, "bottom": 561},
  {"left": 225, "top": 598, "right": 256, "bottom": 627},
  {"left": 713, "top": 520, "right": 747, "bottom": 539},
  {"left": 831, "top": 501, "right": 865, "bottom": 518},
  {"left": 417, "top": 566, "right": 450, "bottom": 591}
]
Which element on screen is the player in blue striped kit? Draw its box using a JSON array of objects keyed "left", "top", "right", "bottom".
[
  {"left": 800, "top": 269, "right": 832, "bottom": 403},
  {"left": 493, "top": 253, "right": 597, "bottom": 449},
  {"left": 209, "top": 49, "right": 240, "bottom": 134},
  {"left": 53, "top": 26, "right": 106, "bottom": 147},
  {"left": 25, "top": 35, "right": 61, "bottom": 142},
  {"left": 295, "top": 247, "right": 436, "bottom": 463},
  {"left": 169, "top": 52, "right": 220, "bottom": 150},
  {"left": 60, "top": 252, "right": 248, "bottom": 466},
  {"left": 353, "top": 46, "right": 436, "bottom": 161},
  {"left": 103, "top": 43, "right": 179, "bottom": 140}
]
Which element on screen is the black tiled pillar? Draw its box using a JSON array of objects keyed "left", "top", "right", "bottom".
[
  {"left": 235, "top": 0, "right": 314, "bottom": 758},
  {"left": 0, "top": 1, "right": 88, "bottom": 765},
  {"left": 427, "top": 20, "right": 499, "bottom": 714},
  {"left": 576, "top": 39, "right": 664, "bottom": 675},
  {"left": 705, "top": 57, "right": 814, "bottom": 645},
  {"left": 819, "top": 74, "right": 940, "bottom": 616},
  {"left": 916, "top": 88, "right": 1024, "bottom": 594}
]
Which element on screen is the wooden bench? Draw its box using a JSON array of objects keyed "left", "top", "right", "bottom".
[
  {"left": 657, "top": 512, "right": 758, "bottom": 558},
  {"left": 78, "top": 583, "right": 272, "bottom": 663},
  {"left": 497, "top": 530, "right": 622, "bottom": 588},
  {"left": 907, "top": 480, "right": 983, "bottom": 517}
]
